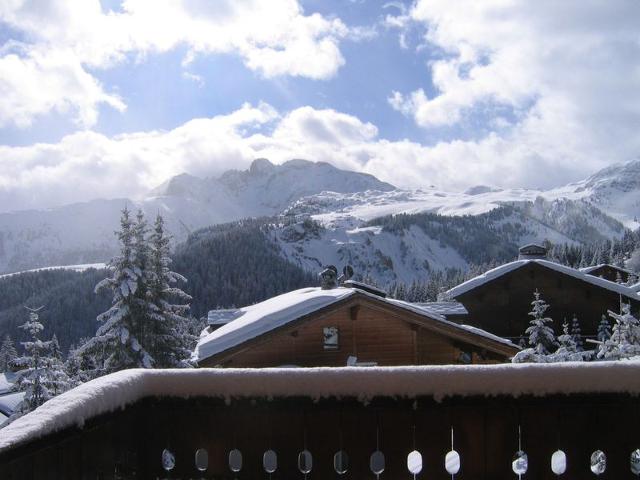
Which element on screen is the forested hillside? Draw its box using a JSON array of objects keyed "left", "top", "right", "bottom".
[{"left": 172, "top": 218, "right": 317, "bottom": 317}]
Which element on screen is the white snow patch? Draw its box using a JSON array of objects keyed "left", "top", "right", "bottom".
[{"left": 0, "top": 263, "right": 107, "bottom": 279}]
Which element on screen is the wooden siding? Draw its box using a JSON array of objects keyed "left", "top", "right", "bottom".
[
  {"left": 2, "top": 394, "right": 639, "bottom": 479},
  {"left": 454, "top": 262, "right": 640, "bottom": 341},
  {"left": 200, "top": 297, "right": 515, "bottom": 368}
]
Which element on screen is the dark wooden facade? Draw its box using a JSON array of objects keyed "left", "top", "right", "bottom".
[
  {"left": 1, "top": 393, "right": 639, "bottom": 479},
  {"left": 450, "top": 262, "right": 640, "bottom": 341},
  {"left": 199, "top": 294, "right": 516, "bottom": 367}
]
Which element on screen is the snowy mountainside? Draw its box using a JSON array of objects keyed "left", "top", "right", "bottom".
[
  {"left": 271, "top": 204, "right": 581, "bottom": 286},
  {"left": 0, "top": 159, "right": 393, "bottom": 274},
  {"left": 0, "top": 158, "right": 637, "bottom": 275}
]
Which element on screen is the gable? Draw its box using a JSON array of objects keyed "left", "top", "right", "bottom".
[{"left": 199, "top": 295, "right": 517, "bottom": 367}]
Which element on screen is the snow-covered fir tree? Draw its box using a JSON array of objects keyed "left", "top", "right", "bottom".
[
  {"left": 147, "top": 214, "right": 194, "bottom": 367},
  {"left": 50, "top": 333, "right": 62, "bottom": 360},
  {"left": 512, "top": 290, "right": 557, "bottom": 363},
  {"left": 0, "top": 334, "right": 18, "bottom": 371},
  {"left": 597, "top": 314, "right": 611, "bottom": 343},
  {"left": 10, "top": 308, "right": 71, "bottom": 420},
  {"left": 597, "top": 304, "right": 640, "bottom": 360},
  {"left": 548, "top": 321, "right": 588, "bottom": 362},
  {"left": 570, "top": 314, "right": 583, "bottom": 351},
  {"left": 78, "top": 207, "right": 154, "bottom": 373}
]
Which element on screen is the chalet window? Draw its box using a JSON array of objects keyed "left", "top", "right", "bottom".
[{"left": 323, "top": 327, "right": 339, "bottom": 350}]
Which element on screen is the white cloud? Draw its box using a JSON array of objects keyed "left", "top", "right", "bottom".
[
  {"left": 387, "top": 0, "right": 640, "bottom": 185},
  {"left": 0, "top": 101, "right": 597, "bottom": 212},
  {"left": 0, "top": 0, "right": 349, "bottom": 127}
]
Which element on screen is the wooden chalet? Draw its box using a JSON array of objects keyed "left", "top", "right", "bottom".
[
  {"left": 2, "top": 365, "right": 640, "bottom": 479},
  {"left": 443, "top": 245, "right": 640, "bottom": 341},
  {"left": 194, "top": 283, "right": 518, "bottom": 368},
  {"left": 580, "top": 263, "right": 638, "bottom": 284}
]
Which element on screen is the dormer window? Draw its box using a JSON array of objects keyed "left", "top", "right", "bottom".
[{"left": 323, "top": 327, "right": 339, "bottom": 350}]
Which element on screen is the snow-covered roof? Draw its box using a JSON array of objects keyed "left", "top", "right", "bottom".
[
  {"left": 207, "top": 309, "right": 243, "bottom": 326},
  {"left": 0, "top": 372, "right": 16, "bottom": 395},
  {"left": 0, "top": 391, "right": 24, "bottom": 416},
  {"left": 2, "top": 363, "right": 640, "bottom": 454},
  {"left": 580, "top": 263, "right": 636, "bottom": 276},
  {"left": 446, "top": 259, "right": 640, "bottom": 300},
  {"left": 414, "top": 301, "right": 468, "bottom": 316},
  {"left": 194, "top": 287, "right": 513, "bottom": 363},
  {"left": 630, "top": 281, "right": 640, "bottom": 293}
]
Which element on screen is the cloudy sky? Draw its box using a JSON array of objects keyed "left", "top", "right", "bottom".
[{"left": 1, "top": 0, "right": 639, "bottom": 211}]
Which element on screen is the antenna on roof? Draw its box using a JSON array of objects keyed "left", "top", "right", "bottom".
[{"left": 339, "top": 265, "right": 354, "bottom": 285}]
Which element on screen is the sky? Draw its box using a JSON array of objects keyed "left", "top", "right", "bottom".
[{"left": 0, "top": 0, "right": 639, "bottom": 212}]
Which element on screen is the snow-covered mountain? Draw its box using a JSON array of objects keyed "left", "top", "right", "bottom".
[{"left": 0, "top": 158, "right": 637, "bottom": 276}]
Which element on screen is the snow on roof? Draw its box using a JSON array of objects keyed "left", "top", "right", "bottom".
[
  {"left": 580, "top": 263, "right": 636, "bottom": 276},
  {"left": 194, "top": 287, "right": 513, "bottom": 363},
  {"left": 194, "top": 287, "right": 357, "bottom": 362},
  {"left": 0, "top": 391, "right": 24, "bottom": 416},
  {"left": 207, "top": 309, "right": 243, "bottom": 326},
  {"left": 2, "top": 362, "right": 640, "bottom": 453},
  {"left": 630, "top": 281, "right": 640, "bottom": 293},
  {"left": 0, "top": 372, "right": 16, "bottom": 395},
  {"left": 446, "top": 259, "right": 640, "bottom": 300},
  {"left": 414, "top": 301, "right": 468, "bottom": 316}
]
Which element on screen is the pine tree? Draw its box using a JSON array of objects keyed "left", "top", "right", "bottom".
[
  {"left": 147, "top": 214, "right": 194, "bottom": 367},
  {"left": 550, "top": 321, "right": 578, "bottom": 362},
  {"left": 512, "top": 290, "right": 557, "bottom": 363},
  {"left": 78, "top": 207, "right": 154, "bottom": 374},
  {"left": 525, "top": 290, "right": 557, "bottom": 355},
  {"left": 570, "top": 314, "right": 583, "bottom": 351},
  {"left": 597, "top": 314, "right": 611, "bottom": 343},
  {"left": 0, "top": 335, "right": 18, "bottom": 371},
  {"left": 11, "top": 307, "right": 71, "bottom": 419},
  {"left": 597, "top": 304, "right": 640, "bottom": 360},
  {"left": 50, "top": 334, "right": 62, "bottom": 360}
]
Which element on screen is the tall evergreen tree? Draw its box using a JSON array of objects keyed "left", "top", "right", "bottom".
[
  {"left": 78, "top": 207, "right": 154, "bottom": 373},
  {"left": 525, "top": 290, "right": 557, "bottom": 355},
  {"left": 0, "top": 335, "right": 18, "bottom": 371},
  {"left": 147, "top": 214, "right": 194, "bottom": 367}
]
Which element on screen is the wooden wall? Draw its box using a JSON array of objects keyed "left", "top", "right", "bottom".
[
  {"left": 1, "top": 394, "right": 639, "bottom": 479},
  {"left": 455, "top": 262, "right": 640, "bottom": 341},
  {"left": 202, "top": 300, "right": 508, "bottom": 368}
]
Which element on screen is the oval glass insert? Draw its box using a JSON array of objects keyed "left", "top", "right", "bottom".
[
  {"left": 229, "top": 448, "right": 243, "bottom": 473},
  {"left": 407, "top": 450, "right": 422, "bottom": 475},
  {"left": 298, "top": 450, "right": 313, "bottom": 474},
  {"left": 445, "top": 450, "right": 461, "bottom": 475},
  {"left": 334, "top": 450, "right": 349, "bottom": 475},
  {"left": 263, "top": 449, "right": 278, "bottom": 474},
  {"left": 370, "top": 450, "right": 385, "bottom": 475},
  {"left": 631, "top": 449, "right": 640, "bottom": 475},
  {"left": 551, "top": 449, "right": 567, "bottom": 475},
  {"left": 161, "top": 449, "right": 175, "bottom": 472},
  {"left": 512, "top": 450, "right": 528, "bottom": 475},
  {"left": 195, "top": 448, "right": 208, "bottom": 472},
  {"left": 590, "top": 450, "right": 606, "bottom": 475}
]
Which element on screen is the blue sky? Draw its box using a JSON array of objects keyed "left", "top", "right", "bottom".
[{"left": 0, "top": 0, "right": 639, "bottom": 211}]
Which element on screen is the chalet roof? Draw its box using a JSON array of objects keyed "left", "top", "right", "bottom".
[
  {"left": 0, "top": 372, "right": 16, "bottom": 396},
  {"left": 207, "top": 309, "right": 243, "bottom": 326},
  {"left": 3, "top": 363, "right": 640, "bottom": 454},
  {"left": 414, "top": 301, "right": 468, "bottom": 316},
  {"left": 580, "top": 263, "right": 636, "bottom": 276},
  {"left": 194, "top": 287, "right": 513, "bottom": 364},
  {"left": 0, "top": 391, "right": 24, "bottom": 417},
  {"left": 631, "top": 281, "right": 640, "bottom": 293},
  {"left": 445, "top": 259, "right": 640, "bottom": 301}
]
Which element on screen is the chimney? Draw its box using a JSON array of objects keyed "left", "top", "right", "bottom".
[
  {"left": 319, "top": 265, "right": 338, "bottom": 289},
  {"left": 518, "top": 243, "right": 547, "bottom": 260}
]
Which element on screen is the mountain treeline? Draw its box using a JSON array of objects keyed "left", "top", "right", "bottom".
[
  {"left": 171, "top": 218, "right": 317, "bottom": 318},
  {"left": 366, "top": 206, "right": 527, "bottom": 266}
]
